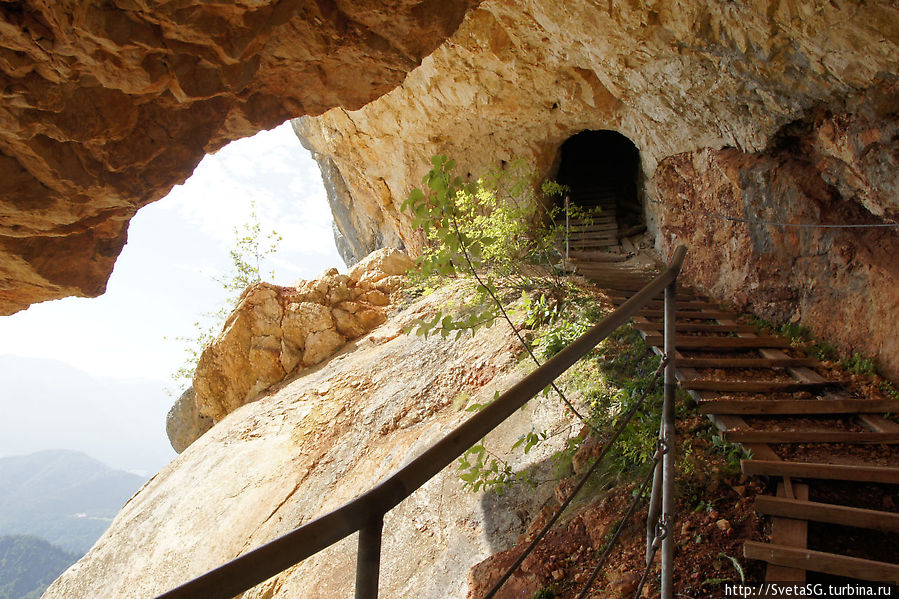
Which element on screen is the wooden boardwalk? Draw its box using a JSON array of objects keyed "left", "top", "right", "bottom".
[{"left": 574, "top": 255, "right": 899, "bottom": 586}]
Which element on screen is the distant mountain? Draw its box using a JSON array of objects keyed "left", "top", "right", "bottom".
[
  {"left": 0, "top": 535, "right": 77, "bottom": 599},
  {"left": 0, "top": 451, "right": 145, "bottom": 554},
  {"left": 0, "top": 354, "right": 176, "bottom": 474}
]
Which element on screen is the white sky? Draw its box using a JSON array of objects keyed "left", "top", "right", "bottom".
[{"left": 0, "top": 121, "right": 343, "bottom": 472}]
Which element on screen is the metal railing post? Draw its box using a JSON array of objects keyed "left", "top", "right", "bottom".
[
  {"left": 661, "top": 278, "right": 677, "bottom": 599},
  {"left": 564, "top": 195, "right": 570, "bottom": 261},
  {"left": 355, "top": 514, "right": 384, "bottom": 599}
]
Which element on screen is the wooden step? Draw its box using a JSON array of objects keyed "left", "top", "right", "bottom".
[
  {"left": 565, "top": 229, "right": 619, "bottom": 237},
  {"left": 611, "top": 294, "right": 710, "bottom": 303},
  {"left": 725, "top": 429, "right": 899, "bottom": 444},
  {"left": 638, "top": 309, "right": 735, "bottom": 320},
  {"left": 602, "top": 287, "right": 699, "bottom": 298},
  {"left": 744, "top": 542, "right": 899, "bottom": 583},
  {"left": 570, "top": 239, "right": 617, "bottom": 247},
  {"left": 676, "top": 357, "right": 820, "bottom": 368},
  {"left": 642, "top": 336, "right": 793, "bottom": 349},
  {"left": 568, "top": 234, "right": 619, "bottom": 242},
  {"left": 568, "top": 255, "right": 627, "bottom": 263},
  {"left": 742, "top": 459, "right": 899, "bottom": 484},
  {"left": 699, "top": 398, "right": 899, "bottom": 415},
  {"left": 681, "top": 380, "right": 839, "bottom": 393},
  {"left": 616, "top": 300, "right": 723, "bottom": 311},
  {"left": 565, "top": 222, "right": 618, "bottom": 231},
  {"left": 635, "top": 323, "right": 761, "bottom": 335},
  {"left": 754, "top": 496, "right": 899, "bottom": 533},
  {"left": 559, "top": 217, "right": 616, "bottom": 225}
]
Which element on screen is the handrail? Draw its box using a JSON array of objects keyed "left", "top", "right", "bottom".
[{"left": 157, "top": 245, "right": 687, "bottom": 599}]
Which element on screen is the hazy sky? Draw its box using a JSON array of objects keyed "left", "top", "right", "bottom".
[{"left": 0, "top": 121, "right": 343, "bottom": 473}]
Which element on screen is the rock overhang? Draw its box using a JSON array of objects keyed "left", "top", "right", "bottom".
[{"left": 0, "top": 0, "right": 479, "bottom": 314}]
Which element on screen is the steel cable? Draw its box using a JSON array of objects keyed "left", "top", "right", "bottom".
[
  {"left": 651, "top": 200, "right": 899, "bottom": 229},
  {"left": 633, "top": 513, "right": 666, "bottom": 599},
  {"left": 574, "top": 449, "right": 661, "bottom": 599},
  {"left": 481, "top": 354, "right": 669, "bottom": 599}
]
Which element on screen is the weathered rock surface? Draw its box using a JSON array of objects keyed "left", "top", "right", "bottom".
[
  {"left": 191, "top": 248, "right": 413, "bottom": 424},
  {"left": 0, "top": 0, "right": 477, "bottom": 314},
  {"left": 165, "top": 386, "right": 213, "bottom": 454},
  {"left": 654, "top": 91, "right": 899, "bottom": 379},
  {"left": 297, "top": 0, "right": 898, "bottom": 377},
  {"left": 44, "top": 284, "right": 575, "bottom": 599}
]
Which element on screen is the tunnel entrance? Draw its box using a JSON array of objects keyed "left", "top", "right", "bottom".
[{"left": 554, "top": 130, "right": 644, "bottom": 252}]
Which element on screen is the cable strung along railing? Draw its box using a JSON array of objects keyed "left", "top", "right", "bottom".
[{"left": 156, "top": 245, "right": 688, "bottom": 599}]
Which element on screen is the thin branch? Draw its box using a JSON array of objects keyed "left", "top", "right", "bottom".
[{"left": 446, "top": 206, "right": 596, "bottom": 430}]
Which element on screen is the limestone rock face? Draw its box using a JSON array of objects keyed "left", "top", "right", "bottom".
[
  {"left": 190, "top": 248, "right": 412, "bottom": 424},
  {"left": 0, "top": 0, "right": 476, "bottom": 314},
  {"left": 297, "top": 0, "right": 898, "bottom": 376},
  {"left": 44, "top": 284, "right": 573, "bottom": 599},
  {"left": 165, "top": 386, "right": 214, "bottom": 454},
  {"left": 297, "top": 0, "right": 899, "bottom": 260}
]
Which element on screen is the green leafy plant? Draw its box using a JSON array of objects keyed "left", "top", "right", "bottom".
[
  {"left": 457, "top": 440, "right": 537, "bottom": 494},
  {"left": 169, "top": 203, "right": 282, "bottom": 389},
  {"left": 842, "top": 352, "right": 877, "bottom": 375},
  {"left": 401, "top": 155, "right": 571, "bottom": 340},
  {"left": 403, "top": 155, "right": 609, "bottom": 491},
  {"left": 711, "top": 434, "right": 752, "bottom": 474},
  {"left": 532, "top": 587, "right": 557, "bottom": 599}
]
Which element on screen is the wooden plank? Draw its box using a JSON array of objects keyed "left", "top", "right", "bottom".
[
  {"left": 642, "top": 336, "right": 793, "bottom": 349},
  {"left": 634, "top": 323, "right": 760, "bottom": 334},
  {"left": 755, "top": 496, "right": 899, "bottom": 533},
  {"left": 566, "top": 232, "right": 619, "bottom": 239},
  {"left": 569, "top": 238, "right": 618, "bottom": 245},
  {"left": 566, "top": 252, "right": 626, "bottom": 262},
  {"left": 568, "top": 230, "right": 618, "bottom": 238},
  {"left": 681, "top": 380, "right": 838, "bottom": 393},
  {"left": 859, "top": 414, "right": 899, "bottom": 434},
  {"left": 678, "top": 355, "right": 783, "bottom": 462},
  {"left": 676, "top": 357, "right": 820, "bottom": 368},
  {"left": 570, "top": 241, "right": 616, "bottom": 248},
  {"left": 638, "top": 309, "right": 735, "bottom": 320},
  {"left": 613, "top": 300, "right": 723, "bottom": 311},
  {"left": 744, "top": 541, "right": 899, "bottom": 583},
  {"left": 699, "top": 398, "right": 899, "bottom": 415},
  {"left": 711, "top": 313, "right": 806, "bottom": 585},
  {"left": 725, "top": 429, "right": 899, "bottom": 444},
  {"left": 742, "top": 459, "right": 899, "bottom": 484},
  {"left": 567, "top": 224, "right": 618, "bottom": 233},
  {"left": 767, "top": 482, "right": 808, "bottom": 583},
  {"left": 559, "top": 216, "right": 617, "bottom": 224}
]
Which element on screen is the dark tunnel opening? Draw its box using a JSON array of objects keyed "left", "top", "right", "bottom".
[{"left": 554, "top": 130, "right": 645, "bottom": 250}]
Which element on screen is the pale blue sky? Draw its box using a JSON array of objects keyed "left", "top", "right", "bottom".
[{"left": 0, "top": 121, "right": 343, "bottom": 473}]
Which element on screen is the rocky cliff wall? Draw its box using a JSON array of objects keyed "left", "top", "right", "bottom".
[
  {"left": 297, "top": 0, "right": 899, "bottom": 377},
  {"left": 0, "top": 0, "right": 476, "bottom": 314},
  {"left": 654, "top": 84, "right": 899, "bottom": 379},
  {"left": 44, "top": 279, "right": 575, "bottom": 599}
]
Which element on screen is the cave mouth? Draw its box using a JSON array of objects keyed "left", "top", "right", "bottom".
[{"left": 554, "top": 130, "right": 644, "bottom": 249}]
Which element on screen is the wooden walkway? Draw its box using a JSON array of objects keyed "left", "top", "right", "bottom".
[{"left": 574, "top": 257, "right": 899, "bottom": 586}]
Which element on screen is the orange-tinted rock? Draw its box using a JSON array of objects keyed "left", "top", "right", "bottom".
[
  {"left": 0, "top": 0, "right": 477, "bottom": 314},
  {"left": 654, "top": 87, "right": 899, "bottom": 380},
  {"left": 189, "top": 248, "right": 408, "bottom": 429}
]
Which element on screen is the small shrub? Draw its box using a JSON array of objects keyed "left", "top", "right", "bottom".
[{"left": 842, "top": 352, "right": 878, "bottom": 375}]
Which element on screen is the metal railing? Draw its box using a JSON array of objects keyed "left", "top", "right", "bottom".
[{"left": 156, "top": 245, "right": 687, "bottom": 599}]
